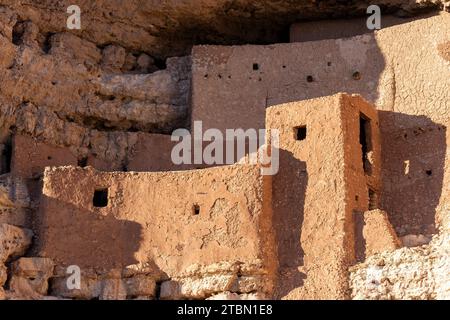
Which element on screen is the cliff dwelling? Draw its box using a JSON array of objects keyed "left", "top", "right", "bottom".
[{"left": 0, "top": 1, "right": 449, "bottom": 301}]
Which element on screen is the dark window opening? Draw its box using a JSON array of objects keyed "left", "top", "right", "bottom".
[
  {"left": 426, "top": 169, "right": 432, "bottom": 176},
  {"left": 1, "top": 137, "right": 12, "bottom": 174},
  {"left": 12, "top": 22, "right": 24, "bottom": 45},
  {"left": 252, "top": 63, "right": 259, "bottom": 71},
  {"left": 368, "top": 188, "right": 378, "bottom": 210},
  {"left": 93, "top": 189, "right": 108, "bottom": 207},
  {"left": 294, "top": 126, "right": 307, "bottom": 141},
  {"left": 352, "top": 71, "right": 361, "bottom": 80},
  {"left": 153, "top": 57, "right": 167, "bottom": 70},
  {"left": 360, "top": 113, "right": 373, "bottom": 175},
  {"left": 42, "top": 33, "right": 55, "bottom": 54},
  {"left": 78, "top": 157, "right": 88, "bottom": 168},
  {"left": 47, "top": 156, "right": 52, "bottom": 160},
  {"left": 193, "top": 204, "right": 200, "bottom": 215},
  {"left": 306, "top": 75, "right": 314, "bottom": 82}
]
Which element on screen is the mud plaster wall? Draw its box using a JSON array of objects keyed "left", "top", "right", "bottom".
[
  {"left": 191, "top": 13, "right": 450, "bottom": 236},
  {"left": 36, "top": 165, "right": 276, "bottom": 286},
  {"left": 11, "top": 135, "right": 77, "bottom": 179},
  {"left": 265, "top": 94, "right": 379, "bottom": 299}
]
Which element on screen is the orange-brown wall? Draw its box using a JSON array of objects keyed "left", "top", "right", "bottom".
[{"left": 37, "top": 164, "right": 276, "bottom": 290}]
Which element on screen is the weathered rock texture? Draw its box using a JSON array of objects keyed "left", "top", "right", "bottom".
[
  {"left": 0, "top": 1, "right": 447, "bottom": 58},
  {"left": 8, "top": 257, "right": 54, "bottom": 299},
  {"left": 350, "top": 231, "right": 450, "bottom": 299},
  {"left": 0, "top": 223, "right": 33, "bottom": 296},
  {"left": 0, "top": 5, "right": 191, "bottom": 169}
]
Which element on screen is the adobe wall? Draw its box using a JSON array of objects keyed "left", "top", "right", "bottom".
[
  {"left": 191, "top": 12, "right": 450, "bottom": 236},
  {"left": 11, "top": 135, "right": 77, "bottom": 179},
  {"left": 266, "top": 93, "right": 381, "bottom": 299},
  {"left": 37, "top": 164, "right": 276, "bottom": 298},
  {"left": 127, "top": 133, "right": 196, "bottom": 172},
  {"left": 8, "top": 133, "right": 189, "bottom": 175},
  {"left": 354, "top": 209, "right": 401, "bottom": 262}
]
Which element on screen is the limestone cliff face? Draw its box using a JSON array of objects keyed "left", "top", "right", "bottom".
[
  {"left": 350, "top": 232, "right": 450, "bottom": 299},
  {"left": 0, "top": 1, "right": 448, "bottom": 58},
  {"left": 0, "top": 5, "right": 191, "bottom": 168}
]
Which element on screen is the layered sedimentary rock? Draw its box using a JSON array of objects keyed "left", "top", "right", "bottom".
[
  {"left": 0, "top": 1, "right": 447, "bottom": 58},
  {"left": 0, "top": 6, "right": 191, "bottom": 168},
  {"left": 350, "top": 232, "right": 450, "bottom": 299},
  {"left": 0, "top": 223, "right": 33, "bottom": 298}
]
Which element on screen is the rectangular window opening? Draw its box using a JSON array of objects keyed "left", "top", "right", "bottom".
[
  {"left": 359, "top": 113, "right": 372, "bottom": 175},
  {"left": 193, "top": 204, "right": 200, "bottom": 215},
  {"left": 294, "top": 126, "right": 307, "bottom": 141},
  {"left": 93, "top": 188, "right": 108, "bottom": 207}
]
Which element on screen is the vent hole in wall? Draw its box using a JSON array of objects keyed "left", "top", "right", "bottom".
[
  {"left": 78, "top": 157, "right": 88, "bottom": 168},
  {"left": 93, "top": 188, "right": 108, "bottom": 207},
  {"left": 252, "top": 63, "right": 259, "bottom": 70},
  {"left": 426, "top": 169, "right": 432, "bottom": 176},
  {"left": 193, "top": 204, "right": 200, "bottom": 215},
  {"left": 352, "top": 71, "right": 361, "bottom": 80},
  {"left": 294, "top": 126, "right": 307, "bottom": 141}
]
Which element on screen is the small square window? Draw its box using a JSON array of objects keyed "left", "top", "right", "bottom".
[
  {"left": 294, "top": 126, "right": 307, "bottom": 141},
  {"left": 93, "top": 189, "right": 108, "bottom": 207},
  {"left": 193, "top": 204, "right": 200, "bottom": 215}
]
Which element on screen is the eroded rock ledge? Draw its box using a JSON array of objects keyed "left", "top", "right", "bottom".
[
  {"left": 0, "top": 7, "right": 191, "bottom": 168},
  {"left": 0, "top": 1, "right": 448, "bottom": 58},
  {"left": 350, "top": 232, "right": 450, "bottom": 299}
]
